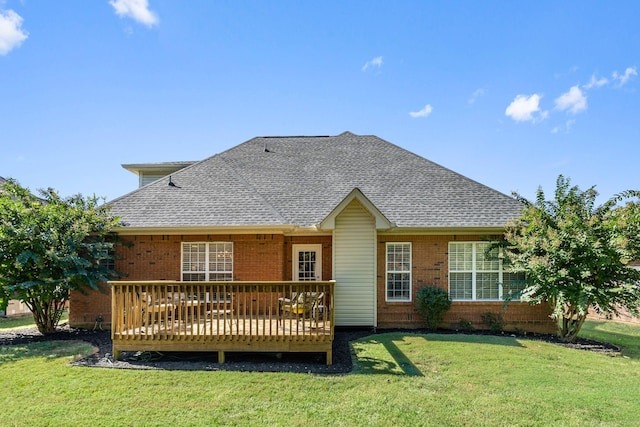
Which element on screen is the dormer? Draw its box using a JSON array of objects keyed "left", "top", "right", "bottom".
[{"left": 122, "top": 161, "right": 195, "bottom": 188}]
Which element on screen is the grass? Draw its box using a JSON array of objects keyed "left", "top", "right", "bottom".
[
  {"left": 579, "top": 320, "right": 640, "bottom": 358},
  {"left": 0, "top": 310, "right": 68, "bottom": 331},
  {"left": 1, "top": 321, "right": 639, "bottom": 426}
]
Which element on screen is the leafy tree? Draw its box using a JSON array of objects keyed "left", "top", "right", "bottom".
[
  {"left": 0, "top": 179, "right": 120, "bottom": 334},
  {"left": 503, "top": 175, "right": 640, "bottom": 342}
]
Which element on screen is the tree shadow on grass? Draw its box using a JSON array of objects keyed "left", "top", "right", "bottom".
[
  {"left": 352, "top": 332, "right": 524, "bottom": 376},
  {"left": 0, "top": 341, "right": 94, "bottom": 365},
  {"left": 580, "top": 321, "right": 640, "bottom": 359},
  {"left": 352, "top": 335, "right": 425, "bottom": 377}
]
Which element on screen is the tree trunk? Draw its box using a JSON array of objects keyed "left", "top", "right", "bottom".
[
  {"left": 559, "top": 305, "right": 587, "bottom": 342},
  {"left": 27, "top": 297, "right": 66, "bottom": 335}
]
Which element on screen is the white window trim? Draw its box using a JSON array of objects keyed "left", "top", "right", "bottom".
[
  {"left": 181, "top": 242, "right": 233, "bottom": 281},
  {"left": 292, "top": 244, "right": 323, "bottom": 281},
  {"left": 385, "top": 242, "right": 412, "bottom": 302},
  {"left": 448, "top": 241, "right": 507, "bottom": 302}
]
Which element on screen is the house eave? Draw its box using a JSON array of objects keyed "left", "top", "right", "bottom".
[
  {"left": 112, "top": 224, "right": 332, "bottom": 236},
  {"left": 377, "top": 226, "right": 507, "bottom": 236},
  {"left": 121, "top": 162, "right": 196, "bottom": 176}
]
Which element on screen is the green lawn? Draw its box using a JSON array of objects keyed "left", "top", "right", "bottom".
[
  {"left": 0, "top": 310, "right": 68, "bottom": 331},
  {"left": 1, "top": 321, "right": 639, "bottom": 426},
  {"left": 579, "top": 320, "right": 640, "bottom": 358}
]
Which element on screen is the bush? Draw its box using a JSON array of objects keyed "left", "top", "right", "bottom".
[
  {"left": 481, "top": 311, "right": 504, "bottom": 334},
  {"left": 415, "top": 286, "right": 451, "bottom": 330},
  {"left": 455, "top": 318, "right": 475, "bottom": 332}
]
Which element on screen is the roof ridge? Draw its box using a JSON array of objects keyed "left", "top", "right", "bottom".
[
  {"left": 337, "top": 131, "right": 356, "bottom": 137},
  {"left": 373, "top": 134, "right": 518, "bottom": 201},
  {"left": 260, "top": 135, "right": 331, "bottom": 139},
  {"left": 218, "top": 153, "right": 291, "bottom": 224}
]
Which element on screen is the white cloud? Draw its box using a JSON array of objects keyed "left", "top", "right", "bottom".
[
  {"left": 505, "top": 94, "right": 546, "bottom": 123},
  {"left": 468, "top": 88, "right": 486, "bottom": 105},
  {"left": 612, "top": 66, "right": 637, "bottom": 86},
  {"left": 551, "top": 119, "right": 576, "bottom": 134},
  {"left": 109, "top": 0, "right": 158, "bottom": 27},
  {"left": 583, "top": 74, "right": 609, "bottom": 89},
  {"left": 362, "top": 56, "right": 383, "bottom": 72},
  {"left": 0, "top": 9, "right": 28, "bottom": 55},
  {"left": 509, "top": 65, "right": 635, "bottom": 129},
  {"left": 409, "top": 104, "right": 433, "bottom": 118},
  {"left": 555, "top": 85, "right": 587, "bottom": 114}
]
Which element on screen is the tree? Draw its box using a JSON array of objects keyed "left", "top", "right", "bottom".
[
  {"left": 0, "top": 179, "right": 120, "bottom": 334},
  {"left": 503, "top": 175, "right": 640, "bottom": 342}
]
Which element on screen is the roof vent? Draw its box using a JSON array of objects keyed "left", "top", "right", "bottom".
[{"left": 168, "top": 176, "right": 181, "bottom": 188}]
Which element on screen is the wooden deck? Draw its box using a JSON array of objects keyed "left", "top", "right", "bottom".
[{"left": 110, "top": 281, "right": 335, "bottom": 364}]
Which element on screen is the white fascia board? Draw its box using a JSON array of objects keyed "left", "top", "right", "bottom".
[
  {"left": 114, "top": 224, "right": 298, "bottom": 236},
  {"left": 121, "top": 162, "right": 196, "bottom": 176},
  {"left": 377, "top": 227, "right": 506, "bottom": 236}
]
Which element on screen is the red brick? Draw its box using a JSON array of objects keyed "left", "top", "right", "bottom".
[{"left": 70, "top": 233, "right": 555, "bottom": 333}]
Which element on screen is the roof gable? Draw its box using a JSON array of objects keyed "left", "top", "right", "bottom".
[{"left": 319, "top": 188, "right": 393, "bottom": 230}]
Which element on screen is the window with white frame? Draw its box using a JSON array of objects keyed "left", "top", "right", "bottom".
[
  {"left": 182, "top": 242, "right": 233, "bottom": 281},
  {"left": 448, "top": 242, "right": 524, "bottom": 301},
  {"left": 386, "top": 242, "right": 412, "bottom": 302}
]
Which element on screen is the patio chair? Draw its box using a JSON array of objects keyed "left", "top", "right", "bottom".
[
  {"left": 279, "top": 292, "right": 324, "bottom": 326},
  {"left": 204, "top": 292, "right": 235, "bottom": 330},
  {"left": 140, "top": 292, "right": 175, "bottom": 327},
  {"left": 311, "top": 292, "right": 328, "bottom": 321}
]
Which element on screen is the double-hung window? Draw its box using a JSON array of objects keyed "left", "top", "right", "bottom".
[
  {"left": 448, "top": 242, "right": 524, "bottom": 301},
  {"left": 386, "top": 242, "right": 411, "bottom": 302},
  {"left": 182, "top": 242, "right": 233, "bottom": 281}
]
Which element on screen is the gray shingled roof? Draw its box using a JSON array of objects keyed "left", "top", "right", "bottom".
[{"left": 109, "top": 132, "right": 523, "bottom": 229}]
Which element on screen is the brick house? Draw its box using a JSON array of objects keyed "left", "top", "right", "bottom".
[{"left": 70, "top": 132, "right": 554, "bottom": 334}]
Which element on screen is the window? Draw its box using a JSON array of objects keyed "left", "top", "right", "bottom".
[
  {"left": 98, "top": 249, "right": 115, "bottom": 271},
  {"left": 182, "top": 242, "right": 233, "bottom": 281},
  {"left": 448, "top": 242, "right": 524, "bottom": 301},
  {"left": 386, "top": 242, "right": 411, "bottom": 302}
]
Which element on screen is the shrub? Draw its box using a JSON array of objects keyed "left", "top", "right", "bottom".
[
  {"left": 514, "top": 327, "right": 527, "bottom": 336},
  {"left": 415, "top": 286, "right": 452, "bottom": 330},
  {"left": 455, "top": 318, "right": 475, "bottom": 332},
  {"left": 481, "top": 311, "right": 504, "bottom": 334}
]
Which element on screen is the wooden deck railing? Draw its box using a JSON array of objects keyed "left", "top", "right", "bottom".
[{"left": 110, "top": 281, "right": 335, "bottom": 364}]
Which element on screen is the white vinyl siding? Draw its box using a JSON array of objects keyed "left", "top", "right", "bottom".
[
  {"left": 140, "top": 173, "right": 170, "bottom": 187},
  {"left": 448, "top": 242, "right": 524, "bottom": 301},
  {"left": 333, "top": 200, "right": 376, "bottom": 326},
  {"left": 182, "top": 242, "right": 233, "bottom": 281},
  {"left": 386, "top": 243, "right": 412, "bottom": 302}
]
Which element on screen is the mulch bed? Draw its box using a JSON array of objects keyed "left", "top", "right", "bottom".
[{"left": 0, "top": 324, "right": 622, "bottom": 374}]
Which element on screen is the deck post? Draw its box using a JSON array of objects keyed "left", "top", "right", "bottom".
[{"left": 218, "top": 350, "right": 225, "bottom": 363}]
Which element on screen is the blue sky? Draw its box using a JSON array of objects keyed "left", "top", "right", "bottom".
[{"left": 1, "top": 1, "right": 638, "bottom": 204}]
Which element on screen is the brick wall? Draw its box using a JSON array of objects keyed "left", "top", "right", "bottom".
[
  {"left": 69, "top": 233, "right": 329, "bottom": 328},
  {"left": 69, "top": 283, "right": 111, "bottom": 328},
  {"left": 70, "top": 231, "right": 556, "bottom": 333},
  {"left": 375, "top": 234, "right": 556, "bottom": 334},
  {"left": 283, "top": 236, "right": 333, "bottom": 281},
  {"left": 588, "top": 306, "right": 640, "bottom": 324}
]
